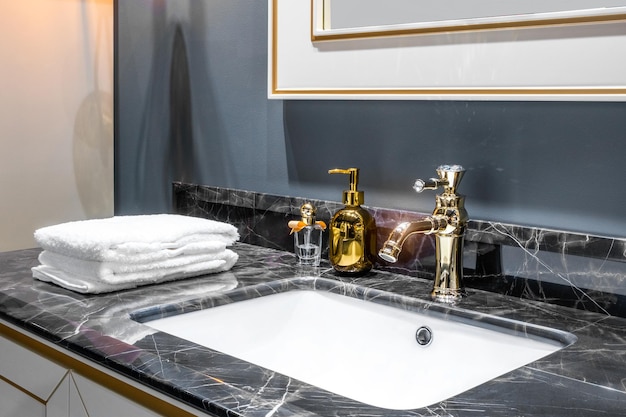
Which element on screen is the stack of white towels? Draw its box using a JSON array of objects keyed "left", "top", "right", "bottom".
[{"left": 32, "top": 214, "right": 240, "bottom": 294}]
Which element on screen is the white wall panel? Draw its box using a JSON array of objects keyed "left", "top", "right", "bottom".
[{"left": 0, "top": 0, "right": 114, "bottom": 251}]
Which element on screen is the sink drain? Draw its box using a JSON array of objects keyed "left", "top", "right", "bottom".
[{"left": 415, "top": 326, "right": 433, "bottom": 346}]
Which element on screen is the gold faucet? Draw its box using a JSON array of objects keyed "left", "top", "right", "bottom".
[{"left": 379, "top": 165, "right": 468, "bottom": 303}]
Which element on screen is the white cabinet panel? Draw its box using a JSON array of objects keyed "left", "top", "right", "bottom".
[
  {"left": 72, "top": 374, "right": 160, "bottom": 417},
  {"left": 0, "top": 377, "right": 45, "bottom": 417},
  {"left": 0, "top": 334, "right": 67, "bottom": 401},
  {"left": 47, "top": 375, "right": 71, "bottom": 417},
  {"left": 1, "top": 322, "right": 200, "bottom": 417},
  {"left": 68, "top": 374, "right": 90, "bottom": 417}
]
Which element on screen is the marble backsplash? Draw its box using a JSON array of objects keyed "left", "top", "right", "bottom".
[{"left": 173, "top": 182, "right": 626, "bottom": 317}]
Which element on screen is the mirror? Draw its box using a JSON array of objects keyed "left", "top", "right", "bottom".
[
  {"left": 269, "top": 0, "right": 626, "bottom": 100},
  {"left": 314, "top": 0, "right": 626, "bottom": 39}
]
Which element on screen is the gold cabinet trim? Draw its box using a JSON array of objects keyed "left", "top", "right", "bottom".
[{"left": 0, "top": 322, "right": 198, "bottom": 417}]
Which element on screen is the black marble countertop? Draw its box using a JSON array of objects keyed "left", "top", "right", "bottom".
[{"left": 2, "top": 243, "right": 626, "bottom": 416}]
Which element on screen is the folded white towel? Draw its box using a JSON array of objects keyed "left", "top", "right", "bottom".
[
  {"left": 32, "top": 249, "right": 239, "bottom": 293},
  {"left": 37, "top": 249, "right": 234, "bottom": 283},
  {"left": 34, "top": 214, "right": 240, "bottom": 262}
]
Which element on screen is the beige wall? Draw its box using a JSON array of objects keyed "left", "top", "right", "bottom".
[{"left": 1, "top": 0, "right": 114, "bottom": 251}]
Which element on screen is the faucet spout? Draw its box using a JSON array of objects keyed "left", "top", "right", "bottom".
[
  {"left": 379, "top": 165, "right": 468, "bottom": 303},
  {"left": 378, "top": 217, "right": 447, "bottom": 263}
]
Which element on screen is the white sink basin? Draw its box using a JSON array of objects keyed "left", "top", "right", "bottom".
[{"left": 135, "top": 278, "right": 575, "bottom": 410}]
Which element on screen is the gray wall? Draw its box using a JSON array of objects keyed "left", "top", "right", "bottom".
[{"left": 116, "top": 0, "right": 626, "bottom": 238}]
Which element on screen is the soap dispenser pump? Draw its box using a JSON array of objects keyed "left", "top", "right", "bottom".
[{"left": 328, "top": 168, "right": 376, "bottom": 275}]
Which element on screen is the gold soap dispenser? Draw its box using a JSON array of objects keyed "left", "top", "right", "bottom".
[{"left": 328, "top": 168, "right": 376, "bottom": 275}]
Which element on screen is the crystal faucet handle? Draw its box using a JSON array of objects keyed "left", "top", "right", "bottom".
[
  {"left": 413, "top": 177, "right": 445, "bottom": 193},
  {"left": 413, "top": 165, "right": 465, "bottom": 194},
  {"left": 413, "top": 179, "right": 427, "bottom": 193}
]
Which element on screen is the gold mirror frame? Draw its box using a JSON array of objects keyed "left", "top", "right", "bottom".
[
  {"left": 269, "top": 0, "right": 626, "bottom": 99},
  {"left": 312, "top": 0, "right": 626, "bottom": 41}
]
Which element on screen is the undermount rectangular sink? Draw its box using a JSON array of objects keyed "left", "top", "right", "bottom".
[{"left": 132, "top": 277, "right": 576, "bottom": 410}]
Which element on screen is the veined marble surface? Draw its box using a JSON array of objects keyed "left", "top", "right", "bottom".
[
  {"left": 173, "top": 182, "right": 626, "bottom": 317},
  {"left": 2, "top": 183, "right": 626, "bottom": 415},
  {"left": 1, "top": 244, "right": 626, "bottom": 416}
]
